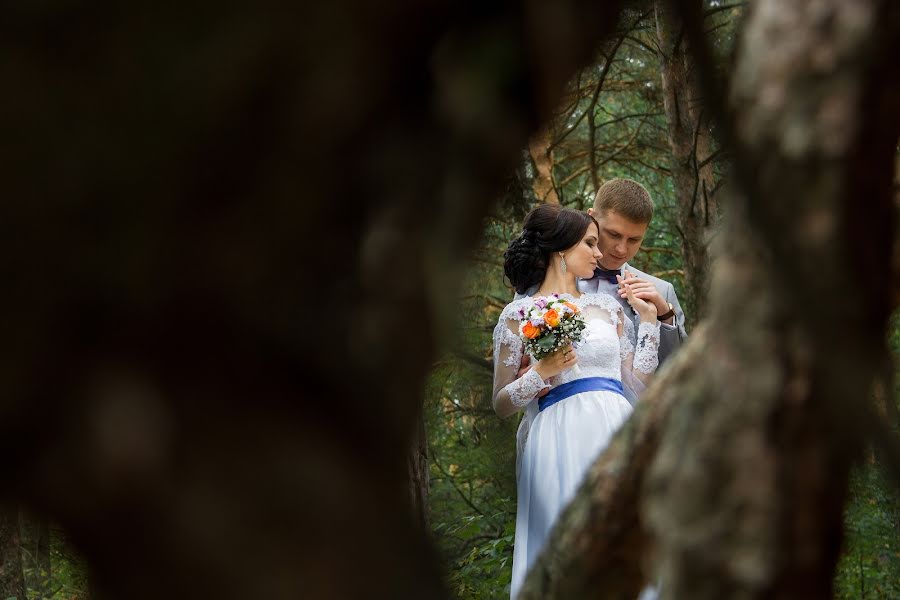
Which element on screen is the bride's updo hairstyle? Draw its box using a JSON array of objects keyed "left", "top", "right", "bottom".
[{"left": 504, "top": 204, "right": 597, "bottom": 294}]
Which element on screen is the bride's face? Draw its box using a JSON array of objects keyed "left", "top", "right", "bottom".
[{"left": 562, "top": 222, "right": 603, "bottom": 278}]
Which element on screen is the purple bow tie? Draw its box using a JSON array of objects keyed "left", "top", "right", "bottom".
[{"left": 594, "top": 267, "right": 620, "bottom": 284}]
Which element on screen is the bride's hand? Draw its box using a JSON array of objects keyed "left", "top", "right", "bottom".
[
  {"left": 533, "top": 345, "right": 577, "bottom": 380},
  {"left": 618, "top": 275, "right": 657, "bottom": 322}
]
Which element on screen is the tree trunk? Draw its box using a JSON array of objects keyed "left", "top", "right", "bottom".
[
  {"left": 0, "top": 508, "right": 27, "bottom": 600},
  {"left": 529, "top": 125, "right": 561, "bottom": 204},
  {"left": 655, "top": 1, "right": 719, "bottom": 323},
  {"left": 408, "top": 410, "right": 430, "bottom": 530},
  {"left": 519, "top": 0, "right": 900, "bottom": 597},
  {"left": 0, "top": 1, "right": 627, "bottom": 598}
]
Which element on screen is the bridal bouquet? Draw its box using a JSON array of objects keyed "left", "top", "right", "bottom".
[{"left": 517, "top": 295, "right": 586, "bottom": 372}]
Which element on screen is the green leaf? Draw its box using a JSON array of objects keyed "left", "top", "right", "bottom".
[{"left": 536, "top": 336, "right": 557, "bottom": 351}]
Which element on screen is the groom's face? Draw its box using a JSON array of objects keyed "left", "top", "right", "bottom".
[{"left": 594, "top": 210, "right": 648, "bottom": 270}]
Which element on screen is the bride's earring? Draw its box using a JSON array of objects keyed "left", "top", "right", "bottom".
[{"left": 559, "top": 252, "right": 567, "bottom": 273}]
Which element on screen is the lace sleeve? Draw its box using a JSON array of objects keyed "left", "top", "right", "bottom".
[
  {"left": 632, "top": 321, "right": 661, "bottom": 375},
  {"left": 492, "top": 309, "right": 548, "bottom": 418},
  {"left": 619, "top": 309, "right": 661, "bottom": 394},
  {"left": 620, "top": 318, "right": 635, "bottom": 361}
]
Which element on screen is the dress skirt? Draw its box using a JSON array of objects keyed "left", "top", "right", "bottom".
[{"left": 510, "top": 389, "right": 633, "bottom": 598}]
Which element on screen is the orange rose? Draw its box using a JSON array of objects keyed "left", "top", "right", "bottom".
[
  {"left": 522, "top": 322, "right": 541, "bottom": 339},
  {"left": 563, "top": 301, "right": 579, "bottom": 314},
  {"left": 544, "top": 309, "right": 560, "bottom": 327}
]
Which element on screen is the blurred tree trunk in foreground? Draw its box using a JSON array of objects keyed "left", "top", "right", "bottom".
[
  {"left": 519, "top": 0, "right": 900, "bottom": 597},
  {"left": 0, "top": 1, "right": 625, "bottom": 598}
]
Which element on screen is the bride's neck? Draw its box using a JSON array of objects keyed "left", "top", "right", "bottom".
[{"left": 536, "top": 267, "right": 580, "bottom": 297}]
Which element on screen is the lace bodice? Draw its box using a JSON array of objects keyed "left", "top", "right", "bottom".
[{"left": 491, "top": 293, "right": 660, "bottom": 415}]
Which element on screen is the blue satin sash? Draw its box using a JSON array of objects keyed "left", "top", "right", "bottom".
[{"left": 538, "top": 376, "right": 625, "bottom": 412}]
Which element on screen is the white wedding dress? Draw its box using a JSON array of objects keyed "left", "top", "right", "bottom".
[{"left": 492, "top": 293, "right": 660, "bottom": 599}]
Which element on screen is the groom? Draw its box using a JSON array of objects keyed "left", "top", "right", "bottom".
[
  {"left": 586, "top": 178, "right": 687, "bottom": 372},
  {"left": 517, "top": 178, "right": 687, "bottom": 405}
]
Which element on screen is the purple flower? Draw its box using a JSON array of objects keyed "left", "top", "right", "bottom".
[{"left": 535, "top": 298, "right": 547, "bottom": 309}]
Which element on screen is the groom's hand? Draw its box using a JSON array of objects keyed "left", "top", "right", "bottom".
[
  {"left": 517, "top": 355, "right": 549, "bottom": 397},
  {"left": 618, "top": 271, "right": 672, "bottom": 323}
]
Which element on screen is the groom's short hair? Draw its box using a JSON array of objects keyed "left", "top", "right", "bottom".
[{"left": 592, "top": 178, "right": 654, "bottom": 224}]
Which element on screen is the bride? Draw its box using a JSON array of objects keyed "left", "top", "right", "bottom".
[{"left": 492, "top": 204, "right": 660, "bottom": 598}]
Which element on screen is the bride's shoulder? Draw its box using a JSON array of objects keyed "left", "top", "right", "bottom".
[
  {"left": 576, "top": 293, "right": 623, "bottom": 325},
  {"left": 498, "top": 297, "right": 534, "bottom": 323},
  {"left": 576, "top": 292, "right": 621, "bottom": 311}
]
